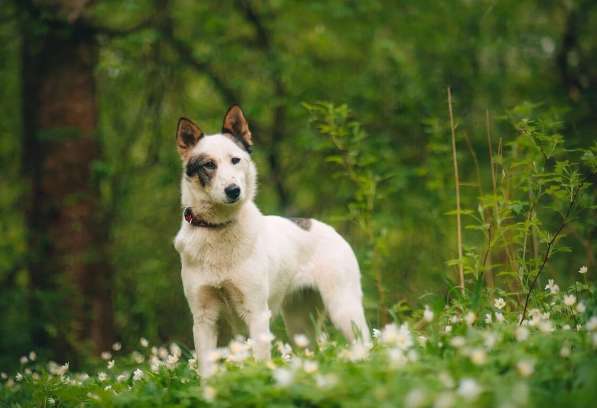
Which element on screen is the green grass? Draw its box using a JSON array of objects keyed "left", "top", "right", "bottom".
[{"left": 2, "top": 279, "right": 597, "bottom": 407}]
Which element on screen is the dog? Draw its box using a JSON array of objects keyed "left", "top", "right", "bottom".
[{"left": 174, "top": 105, "right": 370, "bottom": 377}]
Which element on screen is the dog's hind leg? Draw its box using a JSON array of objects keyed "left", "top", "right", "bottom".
[
  {"left": 321, "top": 286, "right": 370, "bottom": 343},
  {"left": 282, "top": 288, "right": 325, "bottom": 344}
]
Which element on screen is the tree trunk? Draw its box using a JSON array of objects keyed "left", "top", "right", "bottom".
[{"left": 20, "top": 2, "right": 114, "bottom": 358}]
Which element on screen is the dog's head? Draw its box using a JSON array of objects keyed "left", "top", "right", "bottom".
[{"left": 176, "top": 105, "right": 257, "bottom": 209}]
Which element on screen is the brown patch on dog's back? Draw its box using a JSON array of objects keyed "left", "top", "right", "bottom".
[{"left": 286, "top": 217, "right": 312, "bottom": 231}]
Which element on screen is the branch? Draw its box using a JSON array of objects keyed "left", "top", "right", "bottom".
[{"left": 519, "top": 182, "right": 585, "bottom": 324}]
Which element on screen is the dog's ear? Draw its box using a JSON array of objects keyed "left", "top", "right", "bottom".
[
  {"left": 176, "top": 117, "right": 203, "bottom": 158},
  {"left": 222, "top": 105, "right": 252, "bottom": 153}
]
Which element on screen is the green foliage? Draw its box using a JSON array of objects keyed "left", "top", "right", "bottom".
[{"left": 2, "top": 280, "right": 596, "bottom": 407}]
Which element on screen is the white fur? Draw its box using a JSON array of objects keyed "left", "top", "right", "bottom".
[{"left": 174, "top": 133, "right": 369, "bottom": 377}]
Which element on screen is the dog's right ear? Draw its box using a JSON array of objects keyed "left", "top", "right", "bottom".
[{"left": 176, "top": 117, "right": 203, "bottom": 159}]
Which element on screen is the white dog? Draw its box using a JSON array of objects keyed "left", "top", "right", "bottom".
[{"left": 174, "top": 105, "right": 369, "bottom": 377}]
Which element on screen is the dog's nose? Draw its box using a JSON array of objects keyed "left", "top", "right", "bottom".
[{"left": 225, "top": 184, "right": 241, "bottom": 201}]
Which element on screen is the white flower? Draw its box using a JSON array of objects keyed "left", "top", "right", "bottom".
[
  {"left": 132, "top": 351, "right": 144, "bottom": 364},
  {"left": 28, "top": 352, "right": 37, "bottom": 362},
  {"left": 166, "top": 354, "right": 179, "bottom": 369},
  {"left": 372, "top": 328, "right": 381, "bottom": 339},
  {"left": 315, "top": 373, "right": 338, "bottom": 388},
  {"left": 417, "top": 336, "right": 428, "bottom": 347},
  {"left": 438, "top": 372, "right": 454, "bottom": 388},
  {"left": 343, "top": 342, "right": 369, "bottom": 361},
  {"left": 576, "top": 302, "right": 586, "bottom": 314},
  {"left": 586, "top": 316, "right": 597, "bottom": 331},
  {"left": 169, "top": 343, "right": 182, "bottom": 358},
  {"left": 563, "top": 324, "right": 571, "bottom": 330},
  {"left": 444, "top": 325, "right": 453, "bottom": 334},
  {"left": 517, "top": 360, "right": 534, "bottom": 377},
  {"left": 470, "top": 348, "right": 487, "bottom": 365},
  {"left": 484, "top": 313, "right": 492, "bottom": 324},
  {"left": 117, "top": 372, "right": 129, "bottom": 382},
  {"left": 303, "top": 360, "right": 318, "bottom": 374},
  {"left": 293, "top": 334, "right": 309, "bottom": 348},
  {"left": 20, "top": 356, "right": 28, "bottom": 365},
  {"left": 381, "top": 323, "right": 413, "bottom": 350},
  {"left": 98, "top": 372, "right": 108, "bottom": 382},
  {"left": 47, "top": 397, "right": 55, "bottom": 405},
  {"left": 203, "top": 385, "right": 217, "bottom": 401},
  {"left": 494, "top": 298, "right": 506, "bottom": 310},
  {"left": 423, "top": 306, "right": 434, "bottom": 322},
  {"left": 538, "top": 320, "right": 554, "bottom": 333},
  {"left": 515, "top": 326, "right": 529, "bottom": 342},
  {"left": 140, "top": 337, "right": 149, "bottom": 348},
  {"left": 405, "top": 388, "right": 426, "bottom": 408},
  {"left": 450, "top": 315, "right": 461, "bottom": 324},
  {"left": 100, "top": 351, "right": 112, "bottom": 360},
  {"left": 15, "top": 373, "right": 23, "bottom": 381},
  {"left": 388, "top": 348, "right": 408, "bottom": 368},
  {"left": 494, "top": 312, "right": 504, "bottom": 323},
  {"left": 545, "top": 279, "right": 559, "bottom": 294},
  {"left": 107, "top": 360, "right": 115, "bottom": 369},
  {"left": 458, "top": 378, "right": 481, "bottom": 400},
  {"left": 273, "top": 368, "right": 294, "bottom": 387},
  {"left": 465, "top": 312, "right": 476, "bottom": 326},
  {"left": 112, "top": 342, "right": 122, "bottom": 351},
  {"left": 150, "top": 356, "right": 161, "bottom": 372},
  {"left": 55, "top": 363, "right": 69, "bottom": 376},
  {"left": 564, "top": 294, "right": 577, "bottom": 306},
  {"left": 560, "top": 345, "right": 571, "bottom": 357},
  {"left": 578, "top": 265, "right": 588, "bottom": 274},
  {"left": 132, "top": 369, "right": 144, "bottom": 381},
  {"left": 483, "top": 332, "right": 498, "bottom": 349},
  {"left": 0, "top": 372, "right": 6, "bottom": 379},
  {"left": 434, "top": 392, "right": 455, "bottom": 408},
  {"left": 449, "top": 336, "right": 465, "bottom": 348}
]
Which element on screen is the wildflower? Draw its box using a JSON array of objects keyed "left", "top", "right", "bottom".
[
  {"left": 344, "top": 342, "right": 369, "bottom": 361},
  {"left": 158, "top": 347, "right": 169, "bottom": 359},
  {"left": 170, "top": 343, "right": 182, "bottom": 358},
  {"left": 104, "top": 385, "right": 112, "bottom": 391},
  {"left": 48, "top": 398, "right": 56, "bottom": 405},
  {"left": 303, "top": 360, "right": 318, "bottom": 374},
  {"left": 517, "top": 360, "right": 534, "bottom": 377},
  {"left": 483, "top": 332, "right": 498, "bottom": 349},
  {"left": 407, "top": 349, "right": 419, "bottom": 362},
  {"left": 545, "top": 279, "right": 559, "bottom": 294},
  {"left": 150, "top": 356, "right": 161, "bottom": 372},
  {"left": 423, "top": 306, "right": 434, "bottom": 322},
  {"left": 417, "top": 335, "right": 428, "bottom": 347},
  {"left": 315, "top": 373, "right": 338, "bottom": 388},
  {"left": 560, "top": 345, "right": 571, "bottom": 357},
  {"left": 140, "top": 337, "right": 149, "bottom": 348},
  {"left": 15, "top": 373, "right": 23, "bottom": 381},
  {"left": 166, "top": 354, "right": 179, "bottom": 369},
  {"left": 107, "top": 360, "right": 115, "bottom": 369},
  {"left": 20, "top": 356, "right": 28, "bottom": 365},
  {"left": 450, "top": 315, "right": 461, "bottom": 324},
  {"left": 494, "top": 298, "right": 506, "bottom": 310},
  {"left": 494, "top": 312, "right": 504, "bottom": 323},
  {"left": 112, "top": 342, "right": 122, "bottom": 351},
  {"left": 484, "top": 313, "right": 492, "bottom": 324},
  {"left": 444, "top": 325, "right": 453, "bottom": 334},
  {"left": 579, "top": 265, "right": 588, "bottom": 274},
  {"left": 294, "top": 334, "right": 309, "bottom": 348},
  {"left": 438, "top": 372, "right": 454, "bottom": 388},
  {"left": 273, "top": 368, "right": 294, "bottom": 387},
  {"left": 465, "top": 312, "right": 476, "bottom": 326},
  {"left": 434, "top": 392, "right": 455, "bottom": 408},
  {"left": 203, "top": 385, "right": 217, "bottom": 401},
  {"left": 457, "top": 378, "right": 481, "bottom": 401},
  {"left": 576, "top": 302, "right": 586, "bottom": 314},
  {"left": 100, "top": 351, "right": 112, "bottom": 360},
  {"left": 516, "top": 326, "right": 529, "bottom": 342},
  {"left": 586, "top": 316, "right": 597, "bottom": 331},
  {"left": 469, "top": 348, "right": 487, "bottom": 365},
  {"left": 98, "top": 372, "right": 108, "bottom": 382},
  {"left": 405, "top": 388, "right": 426, "bottom": 408},
  {"left": 449, "top": 336, "right": 465, "bottom": 348},
  {"left": 563, "top": 324, "right": 571, "bottom": 330},
  {"left": 538, "top": 320, "right": 554, "bottom": 333},
  {"left": 116, "top": 372, "right": 129, "bottom": 382},
  {"left": 55, "top": 363, "right": 69, "bottom": 376},
  {"left": 1, "top": 372, "right": 6, "bottom": 379},
  {"left": 132, "top": 351, "right": 144, "bottom": 364},
  {"left": 381, "top": 323, "right": 413, "bottom": 350},
  {"left": 563, "top": 294, "right": 576, "bottom": 306},
  {"left": 372, "top": 328, "right": 381, "bottom": 339},
  {"left": 29, "top": 352, "right": 37, "bottom": 361}
]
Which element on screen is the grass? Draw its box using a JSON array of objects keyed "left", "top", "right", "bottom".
[{"left": 2, "top": 277, "right": 596, "bottom": 407}]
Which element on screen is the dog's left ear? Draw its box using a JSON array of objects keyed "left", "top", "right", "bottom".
[{"left": 222, "top": 105, "right": 252, "bottom": 153}]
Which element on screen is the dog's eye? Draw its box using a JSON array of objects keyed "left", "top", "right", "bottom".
[
  {"left": 203, "top": 161, "right": 216, "bottom": 170},
  {"left": 231, "top": 157, "right": 240, "bottom": 165}
]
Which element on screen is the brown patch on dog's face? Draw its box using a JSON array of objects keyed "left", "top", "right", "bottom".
[
  {"left": 222, "top": 105, "right": 252, "bottom": 153},
  {"left": 185, "top": 153, "right": 217, "bottom": 187},
  {"left": 176, "top": 117, "right": 203, "bottom": 159},
  {"left": 287, "top": 217, "right": 312, "bottom": 231}
]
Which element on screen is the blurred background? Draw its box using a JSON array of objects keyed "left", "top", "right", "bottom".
[{"left": 0, "top": 0, "right": 595, "bottom": 370}]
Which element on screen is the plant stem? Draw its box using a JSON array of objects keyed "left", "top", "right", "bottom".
[{"left": 448, "top": 87, "right": 465, "bottom": 295}]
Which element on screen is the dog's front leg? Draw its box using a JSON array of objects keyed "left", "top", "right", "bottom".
[
  {"left": 247, "top": 303, "right": 272, "bottom": 361},
  {"left": 189, "top": 287, "right": 221, "bottom": 378}
]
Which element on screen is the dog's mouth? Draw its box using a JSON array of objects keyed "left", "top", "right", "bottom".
[{"left": 224, "top": 197, "right": 240, "bottom": 205}]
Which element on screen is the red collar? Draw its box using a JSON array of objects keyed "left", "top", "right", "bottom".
[{"left": 183, "top": 207, "right": 233, "bottom": 229}]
